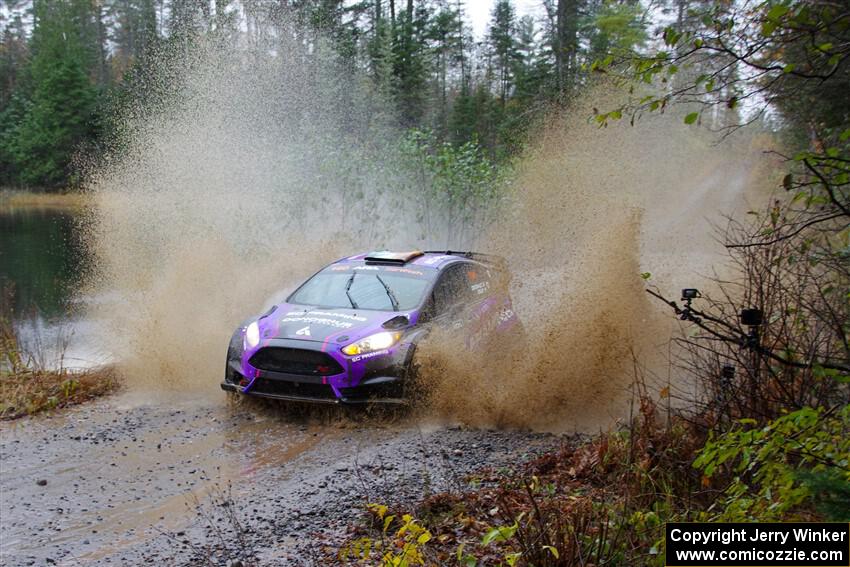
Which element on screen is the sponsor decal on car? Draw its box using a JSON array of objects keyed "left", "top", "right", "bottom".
[
  {"left": 466, "top": 301, "right": 507, "bottom": 350},
  {"left": 280, "top": 316, "right": 354, "bottom": 329},
  {"left": 471, "top": 281, "right": 490, "bottom": 295},
  {"left": 353, "top": 266, "right": 379, "bottom": 271},
  {"left": 351, "top": 349, "right": 390, "bottom": 362},
  {"left": 498, "top": 307, "right": 515, "bottom": 323},
  {"left": 420, "top": 255, "right": 452, "bottom": 265},
  {"left": 385, "top": 267, "right": 424, "bottom": 276},
  {"left": 305, "top": 311, "right": 367, "bottom": 322}
]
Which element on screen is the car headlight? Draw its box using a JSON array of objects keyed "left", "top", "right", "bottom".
[
  {"left": 341, "top": 331, "right": 401, "bottom": 356},
  {"left": 244, "top": 321, "right": 261, "bottom": 349}
]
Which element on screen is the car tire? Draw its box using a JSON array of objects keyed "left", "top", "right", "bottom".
[
  {"left": 510, "top": 321, "right": 528, "bottom": 351},
  {"left": 487, "top": 320, "right": 528, "bottom": 372},
  {"left": 402, "top": 347, "right": 427, "bottom": 405}
]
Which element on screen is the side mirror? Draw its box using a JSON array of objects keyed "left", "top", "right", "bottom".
[{"left": 382, "top": 315, "right": 410, "bottom": 330}]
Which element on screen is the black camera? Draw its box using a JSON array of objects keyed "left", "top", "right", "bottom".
[
  {"left": 740, "top": 308, "right": 763, "bottom": 327},
  {"left": 681, "top": 288, "right": 700, "bottom": 300}
]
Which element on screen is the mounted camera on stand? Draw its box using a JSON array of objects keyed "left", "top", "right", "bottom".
[
  {"left": 740, "top": 308, "right": 763, "bottom": 349},
  {"left": 739, "top": 307, "right": 765, "bottom": 413},
  {"left": 680, "top": 288, "right": 701, "bottom": 322}
]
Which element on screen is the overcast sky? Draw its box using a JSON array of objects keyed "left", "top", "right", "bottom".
[{"left": 466, "top": 0, "right": 545, "bottom": 39}]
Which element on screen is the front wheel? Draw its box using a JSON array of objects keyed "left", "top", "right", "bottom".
[{"left": 401, "top": 346, "right": 429, "bottom": 406}]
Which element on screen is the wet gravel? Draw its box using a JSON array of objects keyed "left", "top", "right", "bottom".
[{"left": 0, "top": 392, "right": 564, "bottom": 566}]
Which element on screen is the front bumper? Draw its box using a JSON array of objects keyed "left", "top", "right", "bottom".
[
  {"left": 222, "top": 338, "right": 413, "bottom": 404},
  {"left": 219, "top": 376, "right": 407, "bottom": 404}
]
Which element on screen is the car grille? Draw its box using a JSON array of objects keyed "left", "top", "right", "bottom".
[
  {"left": 250, "top": 378, "right": 337, "bottom": 399},
  {"left": 248, "top": 347, "right": 343, "bottom": 376}
]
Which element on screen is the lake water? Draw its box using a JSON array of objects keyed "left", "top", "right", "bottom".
[
  {"left": 0, "top": 207, "right": 83, "bottom": 316},
  {"left": 0, "top": 207, "right": 104, "bottom": 369}
]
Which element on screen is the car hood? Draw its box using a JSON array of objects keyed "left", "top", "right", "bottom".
[{"left": 259, "top": 305, "right": 409, "bottom": 344}]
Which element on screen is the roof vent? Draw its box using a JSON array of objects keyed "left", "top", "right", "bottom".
[{"left": 364, "top": 250, "right": 424, "bottom": 265}]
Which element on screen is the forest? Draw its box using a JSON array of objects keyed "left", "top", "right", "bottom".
[{"left": 0, "top": 0, "right": 649, "bottom": 187}]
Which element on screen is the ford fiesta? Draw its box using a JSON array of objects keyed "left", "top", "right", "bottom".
[{"left": 221, "top": 250, "right": 522, "bottom": 404}]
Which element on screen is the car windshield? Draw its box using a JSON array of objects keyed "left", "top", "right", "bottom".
[{"left": 288, "top": 267, "right": 436, "bottom": 311}]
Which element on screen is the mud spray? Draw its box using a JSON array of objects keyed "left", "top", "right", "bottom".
[
  {"left": 82, "top": 35, "right": 770, "bottom": 430},
  {"left": 420, "top": 105, "right": 771, "bottom": 431}
]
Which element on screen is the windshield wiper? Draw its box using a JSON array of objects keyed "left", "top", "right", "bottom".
[
  {"left": 345, "top": 272, "right": 359, "bottom": 309},
  {"left": 375, "top": 274, "right": 400, "bottom": 311}
]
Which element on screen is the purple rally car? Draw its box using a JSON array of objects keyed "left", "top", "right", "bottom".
[{"left": 221, "top": 250, "right": 522, "bottom": 404}]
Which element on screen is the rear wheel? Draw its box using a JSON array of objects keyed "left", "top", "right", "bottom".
[
  {"left": 510, "top": 321, "right": 528, "bottom": 352},
  {"left": 488, "top": 320, "right": 528, "bottom": 371}
]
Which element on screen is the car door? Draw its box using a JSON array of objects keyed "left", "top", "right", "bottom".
[
  {"left": 418, "top": 262, "right": 511, "bottom": 351},
  {"left": 420, "top": 263, "right": 470, "bottom": 330},
  {"left": 444, "top": 263, "right": 477, "bottom": 330},
  {"left": 461, "top": 264, "right": 500, "bottom": 347}
]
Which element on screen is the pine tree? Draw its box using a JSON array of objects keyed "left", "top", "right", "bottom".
[
  {"left": 542, "top": 0, "right": 582, "bottom": 96},
  {"left": 0, "top": 10, "right": 29, "bottom": 108},
  {"left": 108, "top": 0, "right": 159, "bottom": 74},
  {"left": 511, "top": 14, "right": 540, "bottom": 103},
  {"left": 583, "top": 0, "right": 646, "bottom": 58},
  {"left": 427, "top": 2, "right": 463, "bottom": 133},
  {"left": 392, "top": 0, "right": 430, "bottom": 126},
  {"left": 487, "top": 0, "right": 518, "bottom": 105},
  {"left": 6, "top": 0, "right": 98, "bottom": 187}
]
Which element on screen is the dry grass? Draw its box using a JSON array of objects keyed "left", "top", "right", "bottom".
[
  {"left": 0, "top": 189, "right": 88, "bottom": 212},
  {"left": 1, "top": 296, "right": 118, "bottom": 420},
  {"left": 0, "top": 366, "right": 118, "bottom": 420}
]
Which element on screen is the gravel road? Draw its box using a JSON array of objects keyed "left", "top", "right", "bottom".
[{"left": 0, "top": 391, "right": 563, "bottom": 566}]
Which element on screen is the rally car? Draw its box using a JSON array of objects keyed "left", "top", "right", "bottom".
[{"left": 221, "top": 250, "right": 521, "bottom": 404}]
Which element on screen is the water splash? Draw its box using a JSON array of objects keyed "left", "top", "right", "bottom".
[
  {"left": 81, "top": 38, "right": 468, "bottom": 393},
  {"left": 81, "top": 32, "right": 770, "bottom": 429},
  {"left": 418, "top": 97, "right": 769, "bottom": 431}
]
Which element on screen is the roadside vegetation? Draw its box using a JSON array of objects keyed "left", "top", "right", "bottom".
[
  {"left": 0, "top": 292, "right": 117, "bottom": 420},
  {"left": 0, "top": 188, "right": 87, "bottom": 211},
  {"left": 336, "top": 384, "right": 848, "bottom": 565},
  {"left": 0, "top": 360, "right": 118, "bottom": 420}
]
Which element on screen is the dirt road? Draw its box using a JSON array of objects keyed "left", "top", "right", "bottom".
[{"left": 1, "top": 392, "right": 562, "bottom": 566}]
